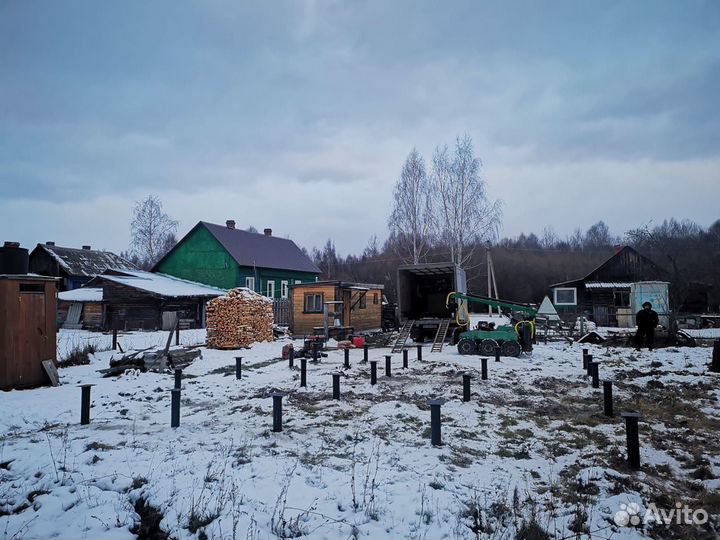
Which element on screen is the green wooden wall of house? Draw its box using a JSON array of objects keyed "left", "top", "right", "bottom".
[{"left": 155, "top": 225, "right": 318, "bottom": 298}]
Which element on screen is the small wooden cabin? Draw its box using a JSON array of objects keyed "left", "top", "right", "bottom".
[{"left": 289, "top": 281, "right": 384, "bottom": 336}]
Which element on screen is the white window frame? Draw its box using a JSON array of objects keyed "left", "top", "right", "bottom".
[
  {"left": 295, "top": 279, "right": 302, "bottom": 284},
  {"left": 266, "top": 280, "right": 275, "bottom": 298},
  {"left": 281, "top": 280, "right": 289, "bottom": 299},
  {"left": 554, "top": 287, "right": 577, "bottom": 306},
  {"left": 245, "top": 277, "right": 255, "bottom": 291}
]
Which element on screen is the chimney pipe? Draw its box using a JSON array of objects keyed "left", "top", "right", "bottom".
[
  {"left": 226, "top": 220, "right": 236, "bottom": 229},
  {"left": 264, "top": 228, "right": 272, "bottom": 237},
  {"left": 82, "top": 245, "right": 91, "bottom": 250},
  {"left": 46, "top": 241, "right": 55, "bottom": 246}
]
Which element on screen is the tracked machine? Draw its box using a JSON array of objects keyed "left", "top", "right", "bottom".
[{"left": 446, "top": 292, "right": 537, "bottom": 357}]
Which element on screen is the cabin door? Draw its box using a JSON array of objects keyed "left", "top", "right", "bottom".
[{"left": 342, "top": 290, "right": 352, "bottom": 327}]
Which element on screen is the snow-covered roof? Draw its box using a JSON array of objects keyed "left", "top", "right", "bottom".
[
  {"left": 33, "top": 244, "right": 137, "bottom": 277},
  {"left": 584, "top": 282, "right": 633, "bottom": 289},
  {"left": 99, "top": 270, "right": 227, "bottom": 298},
  {"left": 58, "top": 287, "right": 103, "bottom": 302}
]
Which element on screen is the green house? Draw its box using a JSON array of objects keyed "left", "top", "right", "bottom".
[{"left": 153, "top": 221, "right": 320, "bottom": 298}]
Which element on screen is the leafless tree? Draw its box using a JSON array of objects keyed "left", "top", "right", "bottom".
[
  {"left": 433, "top": 135, "right": 501, "bottom": 266},
  {"left": 388, "top": 148, "right": 435, "bottom": 264},
  {"left": 129, "top": 195, "right": 178, "bottom": 269}
]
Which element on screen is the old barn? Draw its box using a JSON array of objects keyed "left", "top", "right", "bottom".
[
  {"left": 29, "top": 242, "right": 136, "bottom": 291},
  {"left": 548, "top": 246, "right": 669, "bottom": 326},
  {"left": 83, "top": 269, "right": 226, "bottom": 331}
]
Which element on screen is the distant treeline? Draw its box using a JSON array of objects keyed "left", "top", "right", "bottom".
[{"left": 307, "top": 218, "right": 720, "bottom": 310}]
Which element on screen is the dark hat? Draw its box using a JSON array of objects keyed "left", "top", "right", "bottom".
[{"left": 642, "top": 301, "right": 652, "bottom": 308}]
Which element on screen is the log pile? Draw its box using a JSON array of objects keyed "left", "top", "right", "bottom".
[{"left": 206, "top": 287, "right": 274, "bottom": 349}]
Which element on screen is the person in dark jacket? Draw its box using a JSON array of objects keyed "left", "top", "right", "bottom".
[{"left": 635, "top": 301, "right": 659, "bottom": 350}]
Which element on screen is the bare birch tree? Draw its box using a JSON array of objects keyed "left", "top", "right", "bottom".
[
  {"left": 388, "top": 148, "right": 434, "bottom": 264},
  {"left": 433, "top": 135, "right": 501, "bottom": 266},
  {"left": 130, "top": 195, "right": 179, "bottom": 269}
]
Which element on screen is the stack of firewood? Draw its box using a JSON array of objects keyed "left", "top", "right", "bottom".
[{"left": 206, "top": 288, "right": 274, "bottom": 349}]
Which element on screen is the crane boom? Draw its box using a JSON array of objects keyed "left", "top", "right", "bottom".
[{"left": 448, "top": 292, "right": 537, "bottom": 317}]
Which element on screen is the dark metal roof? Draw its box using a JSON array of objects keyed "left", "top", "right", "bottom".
[
  {"left": 32, "top": 244, "right": 138, "bottom": 277},
  {"left": 200, "top": 222, "right": 321, "bottom": 274},
  {"left": 290, "top": 280, "right": 384, "bottom": 289},
  {"left": 548, "top": 246, "right": 666, "bottom": 288}
]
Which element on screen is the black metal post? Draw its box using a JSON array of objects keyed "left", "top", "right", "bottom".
[
  {"left": 288, "top": 346, "right": 294, "bottom": 368},
  {"left": 585, "top": 354, "right": 593, "bottom": 376},
  {"left": 370, "top": 360, "right": 377, "bottom": 385},
  {"left": 272, "top": 392, "right": 285, "bottom": 433},
  {"left": 495, "top": 346, "right": 501, "bottom": 362},
  {"left": 175, "top": 324, "right": 180, "bottom": 346},
  {"left": 591, "top": 362, "right": 599, "bottom": 388},
  {"left": 80, "top": 384, "right": 92, "bottom": 425},
  {"left": 300, "top": 357, "right": 307, "bottom": 387},
  {"left": 332, "top": 373, "right": 340, "bottom": 399},
  {"left": 462, "top": 374, "right": 471, "bottom": 402},
  {"left": 481, "top": 357, "right": 488, "bottom": 380},
  {"left": 312, "top": 344, "right": 318, "bottom": 362},
  {"left": 603, "top": 381, "right": 614, "bottom": 417},
  {"left": 363, "top": 344, "right": 369, "bottom": 363},
  {"left": 621, "top": 412, "right": 641, "bottom": 469},
  {"left": 711, "top": 340, "right": 720, "bottom": 373},
  {"left": 235, "top": 356, "right": 242, "bottom": 380},
  {"left": 385, "top": 355, "right": 392, "bottom": 377},
  {"left": 112, "top": 328, "right": 117, "bottom": 351},
  {"left": 417, "top": 344, "right": 422, "bottom": 362},
  {"left": 174, "top": 368, "right": 182, "bottom": 390},
  {"left": 171, "top": 388, "right": 180, "bottom": 428},
  {"left": 428, "top": 399, "right": 444, "bottom": 446},
  {"left": 344, "top": 348, "right": 350, "bottom": 369},
  {"left": 403, "top": 349, "right": 409, "bottom": 369}
]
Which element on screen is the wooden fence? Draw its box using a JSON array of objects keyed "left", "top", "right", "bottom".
[{"left": 273, "top": 299, "right": 290, "bottom": 326}]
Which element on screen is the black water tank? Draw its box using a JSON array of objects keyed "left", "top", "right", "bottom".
[{"left": 0, "top": 242, "right": 29, "bottom": 274}]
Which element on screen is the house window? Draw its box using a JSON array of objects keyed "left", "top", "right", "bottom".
[
  {"left": 359, "top": 294, "right": 367, "bottom": 309},
  {"left": 614, "top": 291, "right": 630, "bottom": 307},
  {"left": 266, "top": 280, "right": 275, "bottom": 298},
  {"left": 245, "top": 277, "right": 255, "bottom": 291},
  {"left": 554, "top": 287, "right": 577, "bottom": 306},
  {"left": 281, "top": 280, "right": 289, "bottom": 299},
  {"left": 295, "top": 280, "right": 302, "bottom": 284},
  {"left": 373, "top": 293, "right": 379, "bottom": 305},
  {"left": 304, "top": 293, "right": 324, "bottom": 313}
]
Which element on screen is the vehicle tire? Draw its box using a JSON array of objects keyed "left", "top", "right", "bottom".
[
  {"left": 501, "top": 340, "right": 522, "bottom": 357},
  {"left": 457, "top": 338, "right": 477, "bottom": 355},
  {"left": 478, "top": 339, "right": 497, "bottom": 356}
]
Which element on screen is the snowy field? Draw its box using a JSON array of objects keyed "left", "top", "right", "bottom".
[{"left": 1, "top": 330, "right": 719, "bottom": 539}]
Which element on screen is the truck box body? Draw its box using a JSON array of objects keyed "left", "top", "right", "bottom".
[{"left": 397, "top": 263, "right": 466, "bottom": 323}]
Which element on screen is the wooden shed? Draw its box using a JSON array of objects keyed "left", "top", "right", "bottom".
[
  {"left": 86, "top": 269, "right": 226, "bottom": 331},
  {"left": 289, "top": 281, "right": 384, "bottom": 336},
  {"left": 0, "top": 274, "right": 58, "bottom": 390},
  {"left": 548, "top": 246, "right": 668, "bottom": 326},
  {"left": 57, "top": 287, "right": 104, "bottom": 329}
]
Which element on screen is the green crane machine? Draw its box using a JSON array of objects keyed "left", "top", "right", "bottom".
[{"left": 446, "top": 292, "right": 538, "bottom": 357}]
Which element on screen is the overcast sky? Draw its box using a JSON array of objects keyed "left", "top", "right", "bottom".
[{"left": 1, "top": 1, "right": 719, "bottom": 255}]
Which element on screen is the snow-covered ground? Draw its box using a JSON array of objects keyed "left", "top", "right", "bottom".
[{"left": 1, "top": 330, "right": 719, "bottom": 539}]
